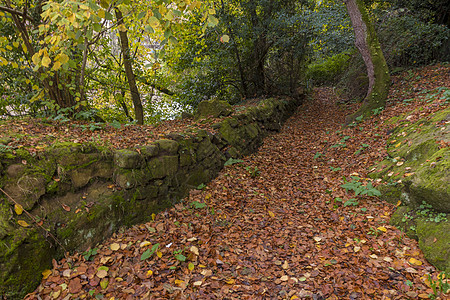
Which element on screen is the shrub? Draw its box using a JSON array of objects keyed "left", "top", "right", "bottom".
[
  {"left": 307, "top": 50, "right": 353, "bottom": 86},
  {"left": 377, "top": 14, "right": 450, "bottom": 68}
]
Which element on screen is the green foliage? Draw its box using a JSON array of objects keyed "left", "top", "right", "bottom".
[
  {"left": 82, "top": 247, "right": 98, "bottom": 261},
  {"left": 378, "top": 14, "right": 450, "bottom": 67},
  {"left": 245, "top": 166, "right": 260, "bottom": 178},
  {"left": 140, "top": 243, "right": 160, "bottom": 261},
  {"left": 196, "top": 183, "right": 206, "bottom": 190},
  {"left": 224, "top": 158, "right": 244, "bottom": 166},
  {"left": 307, "top": 50, "right": 352, "bottom": 85},
  {"left": 190, "top": 201, "right": 207, "bottom": 209},
  {"left": 428, "top": 272, "right": 450, "bottom": 299},
  {"left": 341, "top": 176, "right": 381, "bottom": 197}
]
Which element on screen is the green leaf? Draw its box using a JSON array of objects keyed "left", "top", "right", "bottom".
[
  {"left": 175, "top": 254, "right": 186, "bottom": 262},
  {"left": 148, "top": 16, "right": 159, "bottom": 27},
  {"left": 144, "top": 25, "right": 154, "bottom": 33},
  {"left": 191, "top": 201, "right": 206, "bottom": 209},
  {"left": 137, "top": 11, "right": 146, "bottom": 20},
  {"left": 207, "top": 15, "right": 219, "bottom": 27},
  {"left": 140, "top": 243, "right": 160, "bottom": 261},
  {"left": 224, "top": 158, "right": 243, "bottom": 166}
]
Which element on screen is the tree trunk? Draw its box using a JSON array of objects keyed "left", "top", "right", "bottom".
[
  {"left": 344, "top": 0, "right": 390, "bottom": 122},
  {"left": 115, "top": 8, "right": 144, "bottom": 125}
]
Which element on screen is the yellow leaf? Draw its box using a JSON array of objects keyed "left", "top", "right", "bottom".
[
  {"left": 118, "top": 24, "right": 127, "bottom": 32},
  {"left": 14, "top": 204, "right": 24, "bottom": 215},
  {"left": 42, "top": 269, "right": 52, "bottom": 279},
  {"left": 151, "top": 213, "right": 156, "bottom": 221},
  {"left": 188, "top": 262, "right": 194, "bottom": 271},
  {"left": 226, "top": 278, "right": 235, "bottom": 285},
  {"left": 156, "top": 251, "right": 162, "bottom": 258},
  {"left": 58, "top": 53, "right": 69, "bottom": 64},
  {"left": 268, "top": 210, "right": 275, "bottom": 218},
  {"left": 175, "top": 279, "right": 185, "bottom": 286},
  {"left": 51, "top": 61, "right": 61, "bottom": 71},
  {"left": 25, "top": 79, "right": 31, "bottom": 84},
  {"left": 32, "top": 52, "right": 41, "bottom": 65},
  {"left": 41, "top": 55, "right": 51, "bottom": 67},
  {"left": 146, "top": 270, "right": 153, "bottom": 277},
  {"left": 11, "top": 62, "right": 18, "bottom": 68},
  {"left": 18, "top": 220, "right": 30, "bottom": 227},
  {"left": 396, "top": 200, "right": 402, "bottom": 207},
  {"left": 98, "top": 10, "right": 105, "bottom": 19},
  {"left": 377, "top": 226, "right": 387, "bottom": 233},
  {"left": 205, "top": 193, "right": 211, "bottom": 200},
  {"left": 291, "top": 296, "right": 299, "bottom": 300},
  {"left": 140, "top": 241, "right": 151, "bottom": 247},
  {"left": 395, "top": 142, "right": 401, "bottom": 148},
  {"left": 13, "top": 41, "right": 19, "bottom": 48},
  {"left": 6, "top": 45, "right": 12, "bottom": 50},
  {"left": 409, "top": 258, "right": 423, "bottom": 266}
]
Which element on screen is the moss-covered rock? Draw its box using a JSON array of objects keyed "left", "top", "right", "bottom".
[
  {"left": 370, "top": 107, "right": 449, "bottom": 273},
  {"left": 3, "top": 173, "right": 46, "bottom": 210},
  {"left": 148, "top": 156, "right": 179, "bottom": 179},
  {"left": 0, "top": 201, "right": 55, "bottom": 299},
  {"left": 156, "top": 139, "right": 179, "bottom": 155},
  {"left": 195, "top": 98, "right": 232, "bottom": 120},
  {"left": 416, "top": 219, "right": 450, "bottom": 273},
  {"left": 114, "top": 149, "right": 143, "bottom": 169}
]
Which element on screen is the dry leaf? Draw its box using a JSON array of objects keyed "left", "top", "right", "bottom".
[
  {"left": 110, "top": 243, "right": 120, "bottom": 251},
  {"left": 190, "top": 246, "right": 199, "bottom": 256}
]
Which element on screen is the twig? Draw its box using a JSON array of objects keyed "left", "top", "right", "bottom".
[{"left": 0, "top": 187, "right": 68, "bottom": 254}]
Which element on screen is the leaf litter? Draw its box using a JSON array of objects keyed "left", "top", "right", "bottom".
[{"left": 26, "top": 64, "right": 449, "bottom": 299}]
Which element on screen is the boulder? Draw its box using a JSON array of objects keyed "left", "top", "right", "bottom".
[{"left": 195, "top": 98, "right": 232, "bottom": 120}]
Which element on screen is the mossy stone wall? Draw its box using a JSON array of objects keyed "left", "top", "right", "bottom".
[{"left": 0, "top": 96, "right": 302, "bottom": 298}]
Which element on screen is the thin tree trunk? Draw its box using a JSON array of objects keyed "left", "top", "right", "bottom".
[
  {"left": 344, "top": 0, "right": 390, "bottom": 122},
  {"left": 115, "top": 7, "right": 144, "bottom": 125}
]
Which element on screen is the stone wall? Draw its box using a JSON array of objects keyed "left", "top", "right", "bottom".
[{"left": 0, "top": 96, "right": 302, "bottom": 298}]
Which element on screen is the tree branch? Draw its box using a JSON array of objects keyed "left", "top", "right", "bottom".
[{"left": 0, "top": 5, "right": 34, "bottom": 22}]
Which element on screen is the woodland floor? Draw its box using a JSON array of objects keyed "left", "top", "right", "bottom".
[{"left": 26, "top": 64, "right": 449, "bottom": 299}]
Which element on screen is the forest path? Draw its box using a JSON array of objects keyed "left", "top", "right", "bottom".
[{"left": 29, "top": 87, "right": 440, "bottom": 300}]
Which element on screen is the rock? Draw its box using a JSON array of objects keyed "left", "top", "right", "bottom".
[
  {"left": 405, "top": 149, "right": 449, "bottom": 213},
  {"left": 114, "top": 149, "right": 142, "bottom": 169},
  {"left": 416, "top": 218, "right": 450, "bottom": 273},
  {"left": 148, "top": 156, "right": 179, "bottom": 179},
  {"left": 156, "top": 139, "right": 179, "bottom": 155},
  {"left": 3, "top": 174, "right": 46, "bottom": 210},
  {"left": 195, "top": 98, "right": 232, "bottom": 120},
  {"left": 181, "top": 111, "right": 194, "bottom": 119},
  {"left": 139, "top": 144, "right": 159, "bottom": 158}
]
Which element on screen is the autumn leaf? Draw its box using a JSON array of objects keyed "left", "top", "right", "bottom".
[
  {"left": 14, "top": 204, "right": 24, "bottom": 215},
  {"left": 409, "top": 258, "right": 423, "bottom": 266},
  {"left": 18, "top": 220, "right": 30, "bottom": 227},
  {"left": 42, "top": 269, "right": 52, "bottom": 279},
  {"left": 110, "top": 243, "right": 120, "bottom": 251}
]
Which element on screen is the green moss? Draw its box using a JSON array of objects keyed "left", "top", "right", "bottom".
[{"left": 416, "top": 219, "right": 450, "bottom": 273}]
